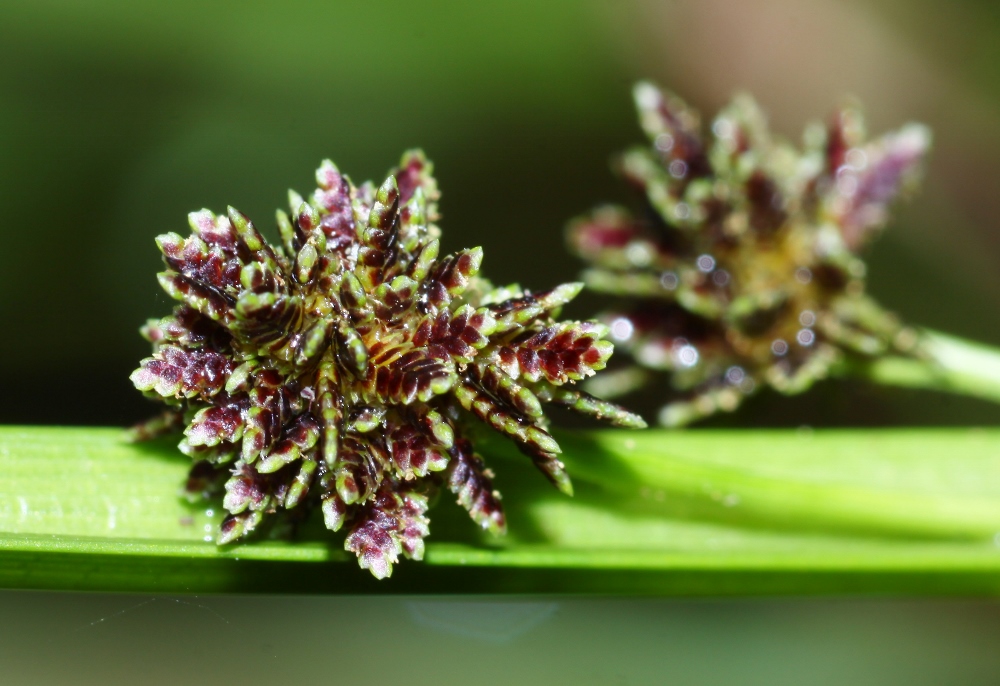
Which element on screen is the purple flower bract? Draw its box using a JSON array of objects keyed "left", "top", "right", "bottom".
[{"left": 132, "top": 150, "right": 644, "bottom": 578}]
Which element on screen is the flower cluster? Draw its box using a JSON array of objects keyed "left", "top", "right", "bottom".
[
  {"left": 569, "top": 83, "right": 930, "bottom": 425},
  {"left": 131, "top": 151, "right": 643, "bottom": 577}
]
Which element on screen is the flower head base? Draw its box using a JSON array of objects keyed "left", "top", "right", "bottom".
[
  {"left": 132, "top": 150, "right": 644, "bottom": 578},
  {"left": 569, "top": 83, "right": 931, "bottom": 426}
]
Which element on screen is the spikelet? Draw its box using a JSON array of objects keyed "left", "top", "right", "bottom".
[
  {"left": 132, "top": 151, "right": 644, "bottom": 577},
  {"left": 569, "top": 83, "right": 931, "bottom": 426}
]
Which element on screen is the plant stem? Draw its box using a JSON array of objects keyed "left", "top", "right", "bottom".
[
  {"left": 4, "top": 426, "right": 1000, "bottom": 594},
  {"left": 839, "top": 329, "right": 1000, "bottom": 405}
]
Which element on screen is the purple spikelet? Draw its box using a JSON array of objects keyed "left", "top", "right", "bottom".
[
  {"left": 132, "top": 150, "right": 645, "bottom": 578},
  {"left": 569, "top": 83, "right": 931, "bottom": 426}
]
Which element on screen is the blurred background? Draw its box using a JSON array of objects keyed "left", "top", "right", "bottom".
[
  {"left": 4, "top": 3, "right": 1000, "bottom": 683},
  {"left": 2, "top": 0, "right": 1000, "bottom": 427},
  {"left": 2, "top": 593, "right": 1000, "bottom": 685},
  {"left": 3, "top": 0, "right": 1000, "bottom": 427}
]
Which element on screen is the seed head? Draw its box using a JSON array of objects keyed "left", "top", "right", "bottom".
[
  {"left": 569, "top": 83, "right": 931, "bottom": 426},
  {"left": 131, "top": 150, "right": 644, "bottom": 578}
]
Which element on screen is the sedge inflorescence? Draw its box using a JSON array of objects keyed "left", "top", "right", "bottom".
[
  {"left": 131, "top": 150, "right": 643, "bottom": 578},
  {"left": 569, "top": 82, "right": 931, "bottom": 426}
]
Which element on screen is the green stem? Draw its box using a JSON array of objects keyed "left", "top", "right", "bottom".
[
  {"left": 841, "top": 329, "right": 1000, "bottom": 405},
  {"left": 4, "top": 426, "right": 1000, "bottom": 595}
]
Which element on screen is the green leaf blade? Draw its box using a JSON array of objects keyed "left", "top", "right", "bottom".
[
  {"left": 3, "top": 426, "right": 1000, "bottom": 595},
  {"left": 552, "top": 429, "right": 1000, "bottom": 540}
]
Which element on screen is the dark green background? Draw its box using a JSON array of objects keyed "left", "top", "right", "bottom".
[
  {"left": 3, "top": 4, "right": 1000, "bottom": 683},
  {"left": 1, "top": 593, "right": 999, "bottom": 686},
  {"left": 3, "top": 0, "right": 1000, "bottom": 427}
]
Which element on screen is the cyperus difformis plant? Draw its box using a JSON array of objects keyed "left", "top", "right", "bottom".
[
  {"left": 130, "top": 151, "right": 644, "bottom": 578},
  {"left": 569, "top": 82, "right": 930, "bottom": 426}
]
